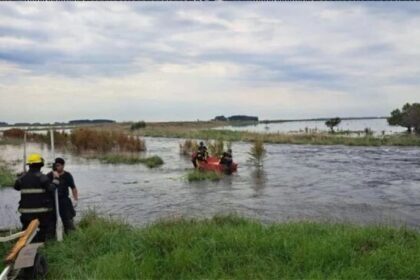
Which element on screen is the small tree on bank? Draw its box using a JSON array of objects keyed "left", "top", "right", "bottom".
[{"left": 325, "top": 117, "right": 341, "bottom": 133}]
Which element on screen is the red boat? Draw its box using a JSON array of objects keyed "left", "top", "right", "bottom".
[{"left": 192, "top": 154, "right": 238, "bottom": 173}]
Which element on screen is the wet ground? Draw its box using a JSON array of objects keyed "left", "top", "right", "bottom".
[{"left": 1, "top": 137, "right": 420, "bottom": 229}]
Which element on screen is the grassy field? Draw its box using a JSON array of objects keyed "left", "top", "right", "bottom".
[
  {"left": 132, "top": 123, "right": 420, "bottom": 147},
  {"left": 1, "top": 213, "right": 418, "bottom": 279}
]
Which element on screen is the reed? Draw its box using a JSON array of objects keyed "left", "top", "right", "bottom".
[
  {"left": 97, "top": 154, "right": 164, "bottom": 168},
  {"left": 179, "top": 139, "right": 199, "bottom": 156},
  {"left": 207, "top": 139, "right": 225, "bottom": 157},
  {"left": 70, "top": 128, "right": 146, "bottom": 153},
  {"left": 248, "top": 138, "right": 266, "bottom": 168}
]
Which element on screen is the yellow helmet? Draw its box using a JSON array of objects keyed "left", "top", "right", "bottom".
[{"left": 27, "top": 153, "right": 44, "bottom": 165}]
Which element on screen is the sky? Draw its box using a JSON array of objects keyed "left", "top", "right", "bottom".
[{"left": 0, "top": 2, "right": 419, "bottom": 123}]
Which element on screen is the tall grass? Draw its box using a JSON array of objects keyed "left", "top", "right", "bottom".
[
  {"left": 179, "top": 139, "right": 199, "bottom": 156},
  {"left": 207, "top": 139, "right": 225, "bottom": 157},
  {"left": 0, "top": 165, "right": 15, "bottom": 187},
  {"left": 23, "top": 213, "right": 420, "bottom": 279},
  {"left": 248, "top": 139, "right": 266, "bottom": 168},
  {"left": 136, "top": 127, "right": 420, "bottom": 147},
  {"left": 97, "top": 154, "right": 164, "bottom": 168},
  {"left": 187, "top": 170, "right": 222, "bottom": 182},
  {"left": 70, "top": 128, "right": 146, "bottom": 153}
]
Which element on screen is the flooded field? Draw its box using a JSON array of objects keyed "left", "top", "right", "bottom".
[
  {"left": 220, "top": 118, "right": 407, "bottom": 135},
  {"left": 1, "top": 137, "right": 420, "bottom": 229}
]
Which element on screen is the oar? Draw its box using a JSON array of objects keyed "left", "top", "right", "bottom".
[{"left": 50, "top": 129, "right": 63, "bottom": 242}]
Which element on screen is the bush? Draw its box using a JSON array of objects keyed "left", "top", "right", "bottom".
[{"left": 130, "top": 121, "right": 146, "bottom": 130}]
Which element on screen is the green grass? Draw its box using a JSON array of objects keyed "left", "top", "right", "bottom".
[
  {"left": 0, "top": 165, "right": 15, "bottom": 187},
  {"left": 1, "top": 213, "right": 417, "bottom": 279},
  {"left": 135, "top": 127, "right": 420, "bottom": 147},
  {"left": 98, "top": 154, "right": 164, "bottom": 168},
  {"left": 187, "top": 170, "right": 222, "bottom": 182}
]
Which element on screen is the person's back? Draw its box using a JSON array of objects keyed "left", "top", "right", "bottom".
[{"left": 14, "top": 153, "right": 59, "bottom": 242}]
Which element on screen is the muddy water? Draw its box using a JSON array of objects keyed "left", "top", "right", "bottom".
[{"left": 1, "top": 137, "right": 420, "bottom": 229}]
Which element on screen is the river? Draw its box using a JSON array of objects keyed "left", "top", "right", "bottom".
[{"left": 1, "top": 137, "right": 420, "bottom": 229}]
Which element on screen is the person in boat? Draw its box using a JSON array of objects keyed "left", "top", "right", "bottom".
[
  {"left": 14, "top": 153, "right": 60, "bottom": 242},
  {"left": 219, "top": 148, "right": 233, "bottom": 169},
  {"left": 192, "top": 141, "right": 208, "bottom": 168},
  {"left": 47, "top": 157, "right": 78, "bottom": 235}
]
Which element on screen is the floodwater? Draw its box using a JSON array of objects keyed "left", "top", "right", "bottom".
[
  {"left": 220, "top": 118, "right": 407, "bottom": 135},
  {"left": 1, "top": 137, "right": 420, "bottom": 229}
]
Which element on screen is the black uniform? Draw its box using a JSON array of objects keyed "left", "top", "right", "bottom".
[
  {"left": 192, "top": 145, "right": 208, "bottom": 167},
  {"left": 47, "top": 171, "right": 76, "bottom": 234},
  {"left": 14, "top": 169, "right": 58, "bottom": 242},
  {"left": 219, "top": 152, "right": 233, "bottom": 167}
]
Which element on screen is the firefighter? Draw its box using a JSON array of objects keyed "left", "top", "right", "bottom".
[{"left": 14, "top": 153, "right": 60, "bottom": 242}]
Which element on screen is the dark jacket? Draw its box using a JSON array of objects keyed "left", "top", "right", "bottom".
[{"left": 14, "top": 169, "right": 57, "bottom": 214}]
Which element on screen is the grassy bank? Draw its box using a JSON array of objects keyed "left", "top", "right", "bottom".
[
  {"left": 2, "top": 213, "right": 417, "bottom": 279},
  {"left": 96, "top": 154, "right": 164, "bottom": 168},
  {"left": 134, "top": 126, "right": 420, "bottom": 147},
  {"left": 187, "top": 170, "right": 222, "bottom": 182}
]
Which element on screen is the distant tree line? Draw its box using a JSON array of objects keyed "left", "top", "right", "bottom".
[
  {"left": 0, "top": 119, "right": 116, "bottom": 127},
  {"left": 213, "top": 115, "right": 259, "bottom": 122},
  {"left": 387, "top": 103, "right": 420, "bottom": 133}
]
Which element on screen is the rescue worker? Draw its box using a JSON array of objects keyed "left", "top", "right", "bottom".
[
  {"left": 14, "top": 153, "right": 59, "bottom": 242},
  {"left": 47, "top": 158, "right": 78, "bottom": 234},
  {"left": 192, "top": 141, "right": 208, "bottom": 168},
  {"left": 219, "top": 148, "right": 233, "bottom": 169}
]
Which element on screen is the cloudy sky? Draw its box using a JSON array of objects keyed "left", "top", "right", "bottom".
[{"left": 0, "top": 2, "right": 419, "bottom": 123}]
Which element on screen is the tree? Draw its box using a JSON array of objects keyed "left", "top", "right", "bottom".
[
  {"left": 387, "top": 103, "right": 420, "bottom": 133},
  {"left": 325, "top": 117, "right": 341, "bottom": 133},
  {"left": 406, "top": 103, "right": 420, "bottom": 133}
]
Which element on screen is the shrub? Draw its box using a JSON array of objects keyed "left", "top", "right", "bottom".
[
  {"left": 248, "top": 139, "right": 266, "bottom": 168},
  {"left": 130, "top": 121, "right": 146, "bottom": 130}
]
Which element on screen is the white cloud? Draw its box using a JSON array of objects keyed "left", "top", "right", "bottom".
[{"left": 0, "top": 2, "right": 419, "bottom": 122}]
